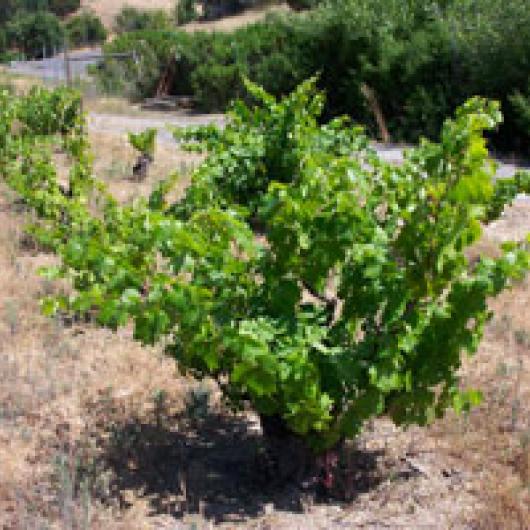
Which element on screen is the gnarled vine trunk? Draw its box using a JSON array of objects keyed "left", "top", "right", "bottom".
[{"left": 259, "top": 414, "right": 343, "bottom": 491}]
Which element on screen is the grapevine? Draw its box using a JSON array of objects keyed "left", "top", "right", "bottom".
[{"left": 1, "top": 81, "right": 529, "bottom": 472}]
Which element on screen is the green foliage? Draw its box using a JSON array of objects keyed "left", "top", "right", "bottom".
[
  {"left": 0, "top": 0, "right": 80, "bottom": 24},
  {"left": 1, "top": 82, "right": 529, "bottom": 452},
  {"left": 114, "top": 7, "right": 173, "bottom": 34},
  {"left": 5, "top": 10, "right": 64, "bottom": 58},
  {"left": 0, "top": 0, "right": 81, "bottom": 59},
  {"left": 17, "top": 85, "right": 82, "bottom": 135},
  {"left": 100, "top": 0, "right": 530, "bottom": 155},
  {"left": 509, "top": 90, "right": 530, "bottom": 140},
  {"left": 486, "top": 172, "right": 530, "bottom": 222},
  {"left": 175, "top": 0, "right": 197, "bottom": 25},
  {"left": 48, "top": 0, "right": 81, "bottom": 17},
  {"left": 128, "top": 128, "right": 157, "bottom": 157},
  {"left": 286, "top": 0, "right": 323, "bottom": 10},
  {"left": 0, "top": 28, "right": 7, "bottom": 55},
  {"left": 66, "top": 10, "right": 107, "bottom": 47},
  {"left": 201, "top": 0, "right": 268, "bottom": 21}
]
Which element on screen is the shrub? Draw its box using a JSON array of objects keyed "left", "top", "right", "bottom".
[
  {"left": 0, "top": 0, "right": 80, "bottom": 19},
  {"left": 128, "top": 128, "right": 157, "bottom": 157},
  {"left": 3, "top": 83, "right": 529, "bottom": 485},
  {"left": 99, "top": 0, "right": 530, "bottom": 156},
  {"left": 114, "top": 7, "right": 173, "bottom": 34},
  {"left": 17, "top": 85, "right": 82, "bottom": 135},
  {"left": 48, "top": 0, "right": 81, "bottom": 17},
  {"left": 66, "top": 11, "right": 107, "bottom": 47},
  {"left": 286, "top": 0, "right": 323, "bottom": 10},
  {"left": 175, "top": 0, "right": 197, "bottom": 25},
  {"left": 0, "top": 28, "right": 7, "bottom": 54},
  {"left": 200, "top": 0, "right": 274, "bottom": 20},
  {"left": 509, "top": 90, "right": 530, "bottom": 141},
  {"left": 5, "top": 10, "right": 64, "bottom": 59}
]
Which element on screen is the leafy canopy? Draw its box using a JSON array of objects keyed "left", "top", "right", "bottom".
[
  {"left": 1, "top": 81, "right": 529, "bottom": 451},
  {"left": 128, "top": 128, "right": 157, "bottom": 158}
]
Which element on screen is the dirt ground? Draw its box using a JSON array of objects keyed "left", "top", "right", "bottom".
[
  {"left": 81, "top": 0, "right": 176, "bottom": 27},
  {"left": 0, "top": 115, "right": 529, "bottom": 529},
  {"left": 80, "top": 0, "right": 288, "bottom": 31}
]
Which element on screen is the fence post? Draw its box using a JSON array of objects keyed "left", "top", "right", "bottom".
[{"left": 64, "top": 42, "right": 72, "bottom": 88}]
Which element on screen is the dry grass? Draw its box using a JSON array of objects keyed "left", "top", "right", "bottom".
[
  {"left": 81, "top": 0, "right": 175, "bottom": 28},
  {"left": 83, "top": 97, "right": 149, "bottom": 117},
  {"left": 80, "top": 0, "right": 288, "bottom": 31},
  {"left": 88, "top": 129, "right": 201, "bottom": 202},
  {"left": 182, "top": 4, "right": 290, "bottom": 33},
  {"left": 0, "top": 68, "right": 43, "bottom": 95},
  {"left": 0, "top": 133, "right": 201, "bottom": 529},
  {"left": 0, "top": 127, "right": 529, "bottom": 528}
]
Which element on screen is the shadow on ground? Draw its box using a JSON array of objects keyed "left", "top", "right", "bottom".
[{"left": 94, "top": 409, "right": 403, "bottom": 525}]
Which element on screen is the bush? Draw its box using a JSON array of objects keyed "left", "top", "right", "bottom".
[
  {"left": 0, "top": 0, "right": 80, "bottom": 21},
  {"left": 6, "top": 10, "right": 64, "bottom": 58},
  {"left": 286, "top": 0, "right": 323, "bottom": 10},
  {"left": 17, "top": 85, "right": 82, "bottom": 135},
  {"left": 175, "top": 0, "right": 197, "bottom": 25},
  {"left": 2, "top": 82, "right": 529, "bottom": 483},
  {"left": 66, "top": 11, "right": 107, "bottom": 47},
  {"left": 128, "top": 128, "right": 157, "bottom": 157},
  {"left": 509, "top": 90, "right": 530, "bottom": 141},
  {"left": 99, "top": 0, "right": 530, "bottom": 155},
  {"left": 201, "top": 0, "right": 274, "bottom": 20},
  {"left": 48, "top": 0, "right": 81, "bottom": 17},
  {"left": 0, "top": 28, "right": 7, "bottom": 54},
  {"left": 114, "top": 7, "right": 173, "bottom": 34}
]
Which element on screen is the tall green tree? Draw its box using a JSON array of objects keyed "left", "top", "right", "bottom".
[{"left": 6, "top": 10, "right": 64, "bottom": 58}]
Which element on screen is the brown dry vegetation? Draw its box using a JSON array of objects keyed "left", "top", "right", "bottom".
[
  {"left": 80, "top": 0, "right": 288, "bottom": 31},
  {"left": 80, "top": 0, "right": 176, "bottom": 28},
  {"left": 182, "top": 4, "right": 289, "bottom": 33},
  {"left": 0, "top": 126, "right": 529, "bottom": 529}
]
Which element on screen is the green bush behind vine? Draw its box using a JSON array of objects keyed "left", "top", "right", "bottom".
[{"left": 99, "top": 0, "right": 530, "bottom": 155}]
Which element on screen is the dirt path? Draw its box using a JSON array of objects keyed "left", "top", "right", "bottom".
[
  {"left": 88, "top": 112, "right": 225, "bottom": 143},
  {"left": 88, "top": 111, "right": 529, "bottom": 182}
]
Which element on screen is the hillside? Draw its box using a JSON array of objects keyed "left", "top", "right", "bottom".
[
  {"left": 81, "top": 0, "right": 175, "bottom": 27},
  {"left": 80, "top": 0, "right": 288, "bottom": 30}
]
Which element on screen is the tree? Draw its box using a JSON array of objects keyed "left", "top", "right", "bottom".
[
  {"left": 175, "top": 0, "right": 197, "bottom": 25},
  {"left": 66, "top": 11, "right": 107, "bottom": 47},
  {"left": 0, "top": 1, "right": 24, "bottom": 25},
  {"left": 1, "top": 81, "right": 529, "bottom": 487},
  {"left": 286, "top": 0, "right": 323, "bottom": 10},
  {"left": 114, "top": 7, "right": 173, "bottom": 33},
  {"left": 6, "top": 11, "right": 64, "bottom": 58},
  {"left": 48, "top": 0, "right": 81, "bottom": 17}
]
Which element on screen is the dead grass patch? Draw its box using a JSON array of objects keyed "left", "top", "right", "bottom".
[
  {"left": 81, "top": 0, "right": 175, "bottom": 28},
  {"left": 87, "top": 130, "right": 201, "bottom": 204}
]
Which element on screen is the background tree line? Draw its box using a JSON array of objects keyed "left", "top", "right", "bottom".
[
  {"left": 0, "top": 0, "right": 107, "bottom": 60},
  {"left": 99, "top": 0, "right": 530, "bottom": 156}
]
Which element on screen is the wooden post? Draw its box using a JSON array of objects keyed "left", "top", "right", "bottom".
[
  {"left": 360, "top": 83, "right": 390, "bottom": 144},
  {"left": 64, "top": 42, "right": 72, "bottom": 88}
]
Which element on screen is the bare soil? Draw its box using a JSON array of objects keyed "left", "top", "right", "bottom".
[
  {"left": 80, "top": 0, "right": 288, "bottom": 31},
  {"left": 0, "top": 121, "right": 529, "bottom": 529},
  {"left": 81, "top": 0, "right": 176, "bottom": 27}
]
